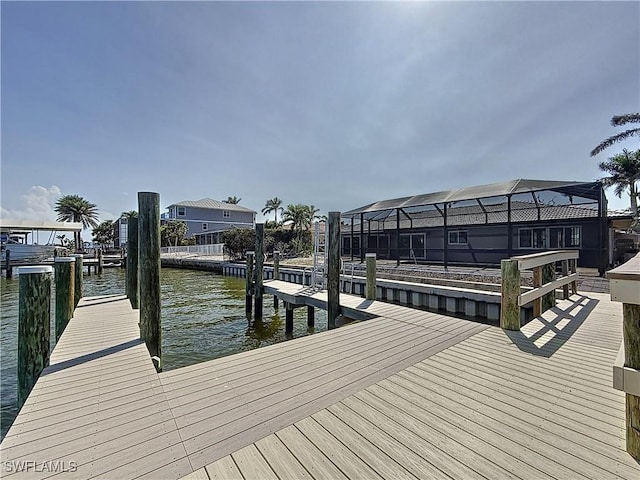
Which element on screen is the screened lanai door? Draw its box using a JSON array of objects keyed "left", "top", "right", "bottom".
[{"left": 399, "top": 233, "right": 426, "bottom": 260}]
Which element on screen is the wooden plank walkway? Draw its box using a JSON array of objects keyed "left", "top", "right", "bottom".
[
  {"left": 0, "top": 295, "right": 191, "bottom": 479},
  {"left": 0, "top": 287, "right": 487, "bottom": 479},
  {"left": 189, "top": 291, "right": 640, "bottom": 480}
]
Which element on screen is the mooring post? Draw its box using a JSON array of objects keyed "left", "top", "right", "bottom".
[
  {"left": 500, "top": 258, "right": 520, "bottom": 330},
  {"left": 97, "top": 248, "right": 104, "bottom": 274},
  {"left": 17, "top": 266, "right": 52, "bottom": 408},
  {"left": 307, "top": 305, "right": 315, "bottom": 328},
  {"left": 5, "top": 249, "right": 12, "bottom": 279},
  {"left": 541, "top": 261, "right": 556, "bottom": 311},
  {"left": 366, "top": 253, "right": 376, "bottom": 300},
  {"left": 54, "top": 257, "right": 75, "bottom": 341},
  {"left": 273, "top": 250, "right": 280, "bottom": 310},
  {"left": 327, "top": 211, "right": 341, "bottom": 329},
  {"left": 245, "top": 251, "right": 254, "bottom": 316},
  {"left": 126, "top": 216, "right": 139, "bottom": 309},
  {"left": 138, "top": 192, "right": 161, "bottom": 372},
  {"left": 69, "top": 254, "right": 83, "bottom": 308},
  {"left": 255, "top": 223, "right": 264, "bottom": 320},
  {"left": 285, "top": 302, "right": 294, "bottom": 335}
]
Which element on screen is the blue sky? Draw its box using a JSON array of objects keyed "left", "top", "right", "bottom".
[{"left": 1, "top": 1, "right": 639, "bottom": 227}]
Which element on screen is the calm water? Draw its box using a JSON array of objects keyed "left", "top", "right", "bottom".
[{"left": 0, "top": 267, "right": 326, "bottom": 440}]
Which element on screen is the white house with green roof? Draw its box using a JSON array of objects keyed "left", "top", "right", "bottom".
[{"left": 164, "top": 198, "right": 256, "bottom": 244}]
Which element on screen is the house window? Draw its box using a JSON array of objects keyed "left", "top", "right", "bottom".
[
  {"left": 448, "top": 230, "right": 468, "bottom": 245},
  {"left": 202, "top": 223, "right": 208, "bottom": 231},
  {"left": 519, "top": 228, "right": 546, "bottom": 249},
  {"left": 520, "top": 226, "right": 580, "bottom": 249},
  {"left": 177, "top": 207, "right": 186, "bottom": 217},
  {"left": 223, "top": 210, "right": 230, "bottom": 218}
]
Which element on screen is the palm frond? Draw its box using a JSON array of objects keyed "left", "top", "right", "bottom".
[
  {"left": 590, "top": 128, "right": 640, "bottom": 156},
  {"left": 611, "top": 113, "right": 640, "bottom": 126}
]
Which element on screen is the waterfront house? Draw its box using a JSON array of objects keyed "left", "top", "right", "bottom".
[
  {"left": 164, "top": 198, "right": 256, "bottom": 244},
  {"left": 341, "top": 179, "right": 614, "bottom": 271}
]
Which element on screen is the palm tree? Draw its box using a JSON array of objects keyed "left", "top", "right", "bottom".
[
  {"left": 262, "top": 197, "right": 283, "bottom": 225},
  {"left": 92, "top": 220, "right": 115, "bottom": 249},
  {"left": 55, "top": 195, "right": 100, "bottom": 251},
  {"left": 121, "top": 210, "right": 138, "bottom": 218},
  {"left": 224, "top": 196, "right": 241, "bottom": 204},
  {"left": 591, "top": 113, "right": 640, "bottom": 157},
  {"left": 598, "top": 149, "right": 640, "bottom": 222},
  {"left": 282, "top": 204, "right": 310, "bottom": 242}
]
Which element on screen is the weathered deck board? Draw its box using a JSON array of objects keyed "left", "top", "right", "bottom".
[{"left": 199, "top": 292, "right": 640, "bottom": 480}]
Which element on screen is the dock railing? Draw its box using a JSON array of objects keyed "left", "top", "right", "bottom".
[
  {"left": 501, "top": 250, "right": 579, "bottom": 330},
  {"left": 161, "top": 244, "right": 224, "bottom": 256},
  {"left": 608, "top": 252, "right": 640, "bottom": 459}
]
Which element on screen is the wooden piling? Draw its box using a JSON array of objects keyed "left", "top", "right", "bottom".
[
  {"left": 246, "top": 251, "right": 254, "bottom": 316},
  {"left": 138, "top": 192, "right": 161, "bottom": 370},
  {"left": 17, "top": 266, "right": 52, "bottom": 407},
  {"left": 70, "top": 254, "right": 83, "bottom": 308},
  {"left": 366, "top": 253, "right": 376, "bottom": 300},
  {"left": 97, "top": 248, "right": 104, "bottom": 274},
  {"left": 500, "top": 259, "right": 520, "bottom": 330},
  {"left": 126, "top": 217, "right": 139, "bottom": 309},
  {"left": 273, "top": 250, "right": 280, "bottom": 310},
  {"left": 327, "top": 211, "right": 341, "bottom": 329},
  {"left": 286, "top": 302, "right": 294, "bottom": 335},
  {"left": 284, "top": 302, "right": 293, "bottom": 335},
  {"left": 5, "top": 249, "right": 12, "bottom": 279},
  {"left": 255, "top": 224, "right": 264, "bottom": 320},
  {"left": 307, "top": 305, "right": 315, "bottom": 328},
  {"left": 624, "top": 303, "right": 640, "bottom": 458},
  {"left": 541, "top": 262, "right": 556, "bottom": 311},
  {"left": 54, "top": 257, "right": 75, "bottom": 341}
]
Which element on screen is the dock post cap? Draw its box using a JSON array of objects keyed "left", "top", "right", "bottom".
[
  {"left": 246, "top": 251, "right": 255, "bottom": 255},
  {"left": 16, "top": 266, "right": 53, "bottom": 275},
  {"left": 69, "top": 254, "right": 84, "bottom": 258},
  {"left": 54, "top": 257, "right": 76, "bottom": 263},
  {"left": 365, "top": 253, "right": 377, "bottom": 258}
]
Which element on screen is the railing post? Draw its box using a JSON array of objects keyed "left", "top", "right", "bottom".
[
  {"left": 532, "top": 266, "right": 542, "bottom": 317},
  {"left": 285, "top": 302, "right": 294, "bottom": 335},
  {"left": 541, "top": 262, "right": 556, "bottom": 311},
  {"left": 561, "top": 260, "right": 570, "bottom": 299},
  {"left": 366, "top": 253, "right": 376, "bottom": 300},
  {"left": 608, "top": 253, "right": 640, "bottom": 459},
  {"left": 327, "top": 212, "right": 341, "bottom": 329},
  {"left": 17, "top": 266, "right": 52, "bottom": 408},
  {"left": 138, "top": 192, "right": 161, "bottom": 371},
  {"left": 245, "top": 251, "right": 254, "bottom": 316},
  {"left": 255, "top": 224, "right": 264, "bottom": 320},
  {"left": 54, "top": 257, "right": 75, "bottom": 341},
  {"left": 500, "top": 259, "right": 520, "bottom": 330},
  {"left": 69, "top": 254, "right": 83, "bottom": 308},
  {"left": 569, "top": 258, "right": 578, "bottom": 295},
  {"left": 126, "top": 216, "right": 139, "bottom": 309}
]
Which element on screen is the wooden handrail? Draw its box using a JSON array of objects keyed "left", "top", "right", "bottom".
[{"left": 501, "top": 250, "right": 578, "bottom": 330}]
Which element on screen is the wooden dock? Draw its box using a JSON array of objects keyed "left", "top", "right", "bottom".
[{"left": 1, "top": 283, "right": 638, "bottom": 479}]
